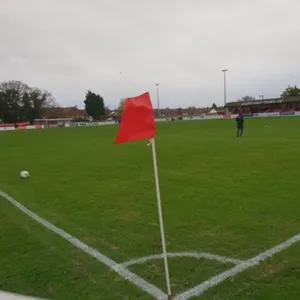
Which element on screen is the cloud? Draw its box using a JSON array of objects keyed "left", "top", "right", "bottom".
[{"left": 0, "top": 0, "right": 299, "bottom": 108}]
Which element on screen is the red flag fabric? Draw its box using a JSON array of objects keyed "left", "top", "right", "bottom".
[{"left": 114, "top": 92, "right": 156, "bottom": 144}]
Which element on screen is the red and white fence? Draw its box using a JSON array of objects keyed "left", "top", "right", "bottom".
[
  {"left": 0, "top": 111, "right": 299, "bottom": 133},
  {"left": 0, "top": 125, "right": 44, "bottom": 131}
]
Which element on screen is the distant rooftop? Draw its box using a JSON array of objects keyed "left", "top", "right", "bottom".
[{"left": 226, "top": 96, "right": 300, "bottom": 107}]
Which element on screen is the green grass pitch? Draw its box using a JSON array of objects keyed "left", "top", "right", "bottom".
[{"left": 1, "top": 118, "right": 300, "bottom": 299}]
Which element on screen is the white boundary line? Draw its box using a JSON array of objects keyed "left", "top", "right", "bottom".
[
  {"left": 0, "top": 291, "right": 42, "bottom": 299},
  {"left": 120, "top": 252, "right": 243, "bottom": 268},
  {"left": 174, "top": 233, "right": 300, "bottom": 300},
  {"left": 0, "top": 189, "right": 166, "bottom": 300},
  {"left": 2, "top": 188, "right": 300, "bottom": 300}
]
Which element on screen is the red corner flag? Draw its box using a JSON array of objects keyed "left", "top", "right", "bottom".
[
  {"left": 114, "top": 92, "right": 156, "bottom": 144},
  {"left": 114, "top": 92, "right": 173, "bottom": 298}
]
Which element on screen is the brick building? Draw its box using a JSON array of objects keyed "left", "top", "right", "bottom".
[{"left": 42, "top": 106, "right": 89, "bottom": 119}]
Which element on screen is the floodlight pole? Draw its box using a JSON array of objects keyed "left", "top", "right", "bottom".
[
  {"left": 222, "top": 69, "right": 228, "bottom": 114},
  {"left": 155, "top": 83, "right": 160, "bottom": 116}
]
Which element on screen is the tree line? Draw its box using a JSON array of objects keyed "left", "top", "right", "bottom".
[
  {"left": 0, "top": 80, "right": 118, "bottom": 122},
  {"left": 0, "top": 80, "right": 108, "bottom": 123},
  {"left": 1, "top": 80, "right": 299, "bottom": 123},
  {"left": 0, "top": 81, "right": 57, "bottom": 123}
]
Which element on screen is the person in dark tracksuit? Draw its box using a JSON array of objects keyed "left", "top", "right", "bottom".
[{"left": 236, "top": 112, "right": 244, "bottom": 137}]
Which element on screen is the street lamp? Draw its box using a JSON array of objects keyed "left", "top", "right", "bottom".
[
  {"left": 155, "top": 83, "right": 160, "bottom": 115},
  {"left": 222, "top": 69, "right": 228, "bottom": 113}
]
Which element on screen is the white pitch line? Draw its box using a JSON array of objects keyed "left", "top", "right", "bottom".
[
  {"left": 174, "top": 233, "right": 300, "bottom": 300},
  {"left": 0, "top": 189, "right": 166, "bottom": 300},
  {"left": 120, "top": 252, "right": 243, "bottom": 268},
  {"left": 3, "top": 187, "right": 300, "bottom": 300}
]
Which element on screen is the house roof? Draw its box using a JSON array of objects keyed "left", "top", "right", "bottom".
[
  {"left": 208, "top": 108, "right": 217, "bottom": 114},
  {"left": 42, "top": 107, "right": 88, "bottom": 118}
]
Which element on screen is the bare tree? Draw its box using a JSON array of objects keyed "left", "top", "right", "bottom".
[
  {"left": 281, "top": 86, "right": 300, "bottom": 99},
  {"left": 116, "top": 98, "right": 127, "bottom": 120},
  {"left": 0, "top": 80, "right": 58, "bottom": 123}
]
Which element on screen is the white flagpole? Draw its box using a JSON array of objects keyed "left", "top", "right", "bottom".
[{"left": 150, "top": 137, "right": 172, "bottom": 300}]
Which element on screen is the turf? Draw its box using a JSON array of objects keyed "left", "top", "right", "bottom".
[{"left": 1, "top": 117, "right": 300, "bottom": 299}]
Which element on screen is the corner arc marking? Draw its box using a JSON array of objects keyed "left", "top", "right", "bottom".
[{"left": 119, "top": 252, "right": 244, "bottom": 268}]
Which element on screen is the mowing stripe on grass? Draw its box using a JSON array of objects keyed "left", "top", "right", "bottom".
[
  {"left": 120, "top": 252, "right": 243, "bottom": 268},
  {"left": 174, "top": 233, "right": 300, "bottom": 300},
  {"left": 0, "top": 189, "right": 166, "bottom": 300}
]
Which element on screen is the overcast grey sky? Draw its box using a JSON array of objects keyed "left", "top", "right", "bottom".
[{"left": 0, "top": 0, "right": 299, "bottom": 109}]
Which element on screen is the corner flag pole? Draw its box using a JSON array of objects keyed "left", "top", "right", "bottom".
[{"left": 150, "top": 137, "right": 172, "bottom": 300}]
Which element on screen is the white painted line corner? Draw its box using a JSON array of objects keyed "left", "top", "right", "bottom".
[
  {"left": 2, "top": 188, "right": 300, "bottom": 300},
  {"left": 120, "top": 252, "right": 243, "bottom": 268},
  {"left": 0, "top": 189, "right": 166, "bottom": 300},
  {"left": 174, "top": 233, "right": 300, "bottom": 300}
]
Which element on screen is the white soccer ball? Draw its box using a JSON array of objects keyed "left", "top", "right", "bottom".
[{"left": 20, "top": 170, "right": 30, "bottom": 179}]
